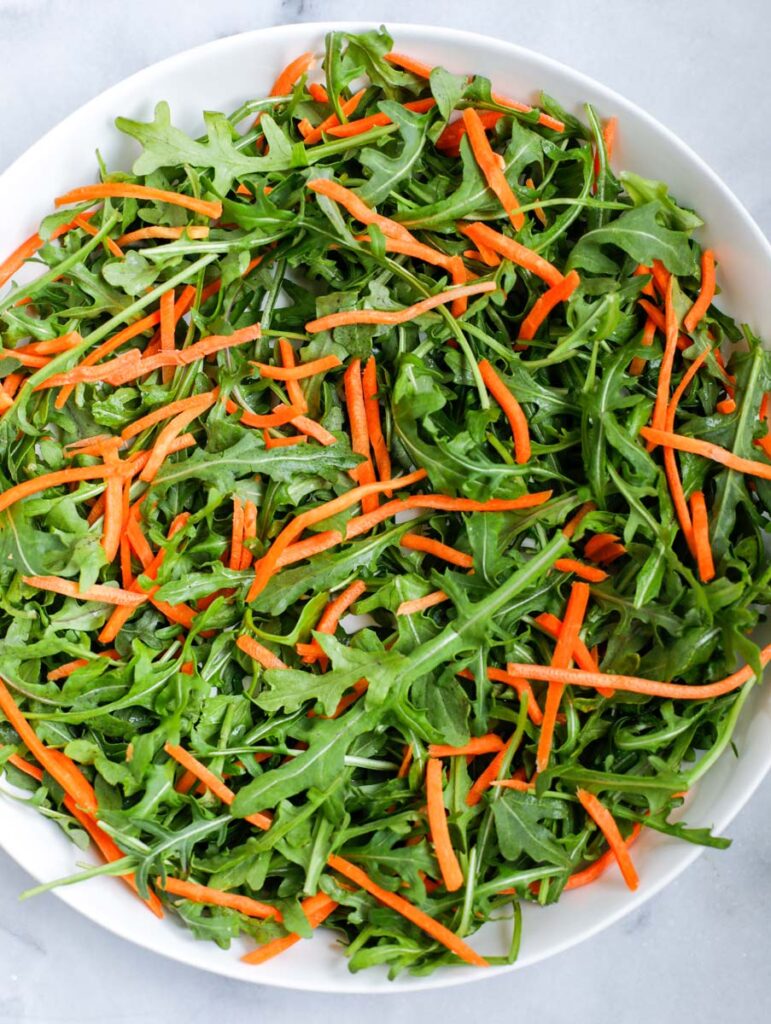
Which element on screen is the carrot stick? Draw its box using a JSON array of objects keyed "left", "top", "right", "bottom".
[
  {"left": 270, "top": 51, "right": 315, "bottom": 99},
  {"left": 562, "top": 501, "right": 596, "bottom": 539},
  {"left": 462, "top": 108, "right": 524, "bottom": 230},
  {"left": 164, "top": 743, "right": 272, "bottom": 830},
  {"left": 344, "top": 358, "right": 378, "bottom": 512},
  {"left": 461, "top": 665, "right": 544, "bottom": 725},
  {"left": 533, "top": 612, "right": 613, "bottom": 698},
  {"left": 354, "top": 233, "right": 455, "bottom": 270},
  {"left": 459, "top": 222, "right": 563, "bottom": 286},
  {"left": 290, "top": 414, "right": 337, "bottom": 446},
  {"left": 72, "top": 214, "right": 124, "bottom": 260},
  {"left": 397, "top": 744, "right": 414, "bottom": 778},
  {"left": 158, "top": 876, "right": 280, "bottom": 920},
  {"left": 629, "top": 317, "right": 657, "bottom": 376},
  {"left": 138, "top": 395, "right": 215, "bottom": 482},
  {"left": 536, "top": 582, "right": 590, "bottom": 772},
  {"left": 0, "top": 464, "right": 115, "bottom": 514},
  {"left": 683, "top": 249, "right": 716, "bottom": 333},
  {"left": 307, "top": 179, "right": 414, "bottom": 241},
  {"left": 116, "top": 225, "right": 210, "bottom": 246},
  {"left": 716, "top": 398, "right": 736, "bottom": 415},
  {"left": 478, "top": 359, "right": 531, "bottom": 464},
  {"left": 22, "top": 576, "right": 148, "bottom": 607},
  {"left": 490, "top": 778, "right": 534, "bottom": 792},
  {"left": 47, "top": 658, "right": 89, "bottom": 680},
  {"left": 240, "top": 500, "right": 257, "bottom": 570},
  {"left": 55, "top": 183, "right": 221, "bottom": 219},
  {"left": 649, "top": 275, "right": 680, "bottom": 442},
  {"left": 223, "top": 396, "right": 304, "bottom": 429},
  {"left": 252, "top": 354, "right": 341, "bottom": 380},
  {"left": 121, "top": 390, "right": 217, "bottom": 440},
  {"left": 437, "top": 111, "right": 504, "bottom": 156},
  {"left": 229, "top": 496, "right": 245, "bottom": 572},
  {"left": 465, "top": 746, "right": 508, "bottom": 806},
  {"left": 518, "top": 270, "right": 580, "bottom": 341},
  {"left": 159, "top": 288, "right": 176, "bottom": 384},
  {"left": 301, "top": 89, "right": 366, "bottom": 145},
  {"left": 553, "top": 558, "right": 608, "bottom": 583},
  {"left": 327, "top": 853, "right": 488, "bottom": 966},
  {"left": 584, "top": 533, "right": 621, "bottom": 559},
  {"left": 425, "top": 758, "right": 464, "bottom": 892},
  {"left": 236, "top": 634, "right": 288, "bottom": 670},
  {"left": 0, "top": 212, "right": 96, "bottom": 289},
  {"left": 429, "top": 735, "right": 504, "bottom": 757},
  {"left": 401, "top": 532, "right": 474, "bottom": 568},
  {"left": 246, "top": 467, "right": 427, "bottom": 601},
  {"left": 562, "top": 823, "right": 642, "bottom": 890},
  {"left": 241, "top": 892, "right": 337, "bottom": 965},
  {"left": 397, "top": 590, "right": 449, "bottom": 616},
  {"left": 576, "top": 788, "right": 639, "bottom": 890},
  {"left": 301, "top": 580, "right": 366, "bottom": 666},
  {"left": 326, "top": 97, "right": 437, "bottom": 137},
  {"left": 362, "top": 356, "right": 392, "bottom": 487},
  {"left": 640, "top": 427, "right": 771, "bottom": 481},
  {"left": 278, "top": 337, "right": 308, "bottom": 414},
  {"left": 690, "top": 491, "right": 715, "bottom": 582}
]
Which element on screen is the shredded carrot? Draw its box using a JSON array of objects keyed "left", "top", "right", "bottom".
[
  {"left": 327, "top": 853, "right": 488, "bottom": 966},
  {"left": 236, "top": 634, "right": 287, "bottom": 670},
  {"left": 562, "top": 501, "right": 596, "bottom": 539},
  {"left": 690, "top": 491, "right": 715, "bottom": 582},
  {"left": 326, "top": 97, "right": 437, "bottom": 137},
  {"left": 584, "top": 533, "right": 621, "bottom": 560},
  {"left": 459, "top": 222, "right": 563, "bottom": 286},
  {"left": 308, "top": 82, "right": 330, "bottom": 104},
  {"left": 0, "top": 212, "right": 97, "bottom": 289},
  {"left": 533, "top": 612, "right": 613, "bottom": 698},
  {"left": 301, "top": 88, "right": 366, "bottom": 145},
  {"left": 304, "top": 285, "right": 499, "bottom": 331},
  {"left": 525, "top": 177, "right": 547, "bottom": 227},
  {"left": 246, "top": 468, "right": 427, "bottom": 601},
  {"left": 22, "top": 576, "right": 147, "bottom": 607},
  {"left": 576, "top": 788, "right": 638, "bottom": 890},
  {"left": 641, "top": 426, "right": 771, "bottom": 481},
  {"left": 139, "top": 396, "right": 214, "bottom": 482},
  {"left": 491, "top": 778, "right": 534, "bottom": 792},
  {"left": 401, "top": 532, "right": 474, "bottom": 568},
  {"left": 55, "top": 182, "right": 221, "bottom": 220},
  {"left": 397, "top": 590, "right": 450, "bottom": 616},
  {"left": 355, "top": 232, "right": 454, "bottom": 270},
  {"left": 462, "top": 108, "right": 524, "bottom": 230},
  {"left": 164, "top": 742, "right": 272, "bottom": 830},
  {"left": 648, "top": 275, "right": 680, "bottom": 445},
  {"left": 362, "top": 356, "right": 392, "bottom": 485},
  {"left": 120, "top": 390, "right": 217, "bottom": 441},
  {"left": 290, "top": 414, "right": 337, "bottom": 446},
  {"left": 436, "top": 110, "right": 503, "bottom": 156},
  {"left": 158, "top": 876, "right": 280, "bottom": 920},
  {"left": 278, "top": 337, "right": 308, "bottom": 414},
  {"left": 536, "top": 582, "right": 590, "bottom": 772},
  {"left": 116, "top": 225, "right": 210, "bottom": 246},
  {"left": 301, "top": 580, "right": 366, "bottom": 666},
  {"left": 223, "top": 396, "right": 304, "bottom": 430},
  {"left": 263, "top": 432, "right": 307, "bottom": 449},
  {"left": 553, "top": 558, "right": 608, "bottom": 583},
  {"left": 478, "top": 358, "right": 531, "bottom": 464},
  {"left": 518, "top": 270, "right": 580, "bottom": 341},
  {"left": 159, "top": 287, "right": 176, "bottom": 384},
  {"left": 240, "top": 500, "right": 257, "bottom": 570},
  {"left": 344, "top": 358, "right": 378, "bottom": 511},
  {"left": 241, "top": 892, "right": 337, "bottom": 965},
  {"left": 633, "top": 264, "right": 656, "bottom": 297},
  {"left": 72, "top": 214, "right": 124, "bottom": 260},
  {"left": 562, "top": 823, "right": 642, "bottom": 890},
  {"left": 425, "top": 758, "right": 464, "bottom": 892},
  {"left": 0, "top": 464, "right": 116, "bottom": 515},
  {"left": 253, "top": 353, "right": 341, "bottom": 380},
  {"left": 397, "top": 744, "right": 413, "bottom": 778},
  {"left": 270, "top": 51, "right": 315, "bottom": 100},
  {"left": 430, "top": 735, "right": 504, "bottom": 757},
  {"left": 229, "top": 496, "right": 245, "bottom": 572},
  {"left": 307, "top": 179, "right": 414, "bottom": 241},
  {"left": 684, "top": 249, "right": 716, "bottom": 334},
  {"left": 629, "top": 317, "right": 657, "bottom": 376}
]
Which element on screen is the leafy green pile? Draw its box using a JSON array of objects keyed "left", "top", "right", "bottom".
[{"left": 0, "top": 26, "right": 769, "bottom": 978}]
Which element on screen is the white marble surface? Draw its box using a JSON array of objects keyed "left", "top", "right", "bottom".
[{"left": 1, "top": 1, "right": 770, "bottom": 1021}]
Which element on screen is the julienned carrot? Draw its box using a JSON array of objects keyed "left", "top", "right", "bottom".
[
  {"left": 576, "top": 788, "right": 638, "bottom": 890},
  {"left": 553, "top": 558, "right": 608, "bottom": 583},
  {"left": 327, "top": 853, "right": 488, "bottom": 967},
  {"left": 354, "top": 232, "right": 454, "bottom": 270},
  {"left": 690, "top": 491, "right": 715, "bottom": 582},
  {"left": 429, "top": 735, "right": 504, "bottom": 757},
  {"left": 252, "top": 354, "right": 342, "bottom": 380},
  {"left": 223, "top": 396, "right": 304, "bottom": 429},
  {"left": 229, "top": 496, "right": 245, "bottom": 572},
  {"left": 396, "top": 590, "right": 449, "bottom": 616},
  {"left": 562, "top": 823, "right": 641, "bottom": 890},
  {"left": 478, "top": 359, "right": 531, "bottom": 464},
  {"left": 640, "top": 427, "right": 771, "bottom": 481},
  {"left": 73, "top": 214, "right": 124, "bottom": 260},
  {"left": 490, "top": 778, "right": 534, "bottom": 792},
  {"left": 425, "top": 758, "right": 464, "bottom": 892},
  {"left": 362, "top": 356, "right": 392, "bottom": 485},
  {"left": 270, "top": 51, "right": 315, "bottom": 99},
  {"left": 101, "top": 452, "right": 123, "bottom": 565},
  {"left": 0, "top": 212, "right": 96, "bottom": 289},
  {"left": 462, "top": 108, "right": 524, "bottom": 230},
  {"left": 505, "top": 641, "right": 771, "bottom": 699},
  {"left": 291, "top": 414, "right": 337, "bottom": 446},
  {"left": 536, "top": 581, "right": 590, "bottom": 772},
  {"left": 241, "top": 892, "right": 337, "bottom": 965},
  {"left": 401, "top": 532, "right": 474, "bottom": 568},
  {"left": 164, "top": 742, "right": 272, "bottom": 831},
  {"left": 55, "top": 182, "right": 222, "bottom": 220},
  {"left": 159, "top": 288, "right": 175, "bottom": 384},
  {"left": 584, "top": 533, "right": 621, "bottom": 559},
  {"left": 648, "top": 275, "right": 680, "bottom": 442},
  {"left": 158, "top": 876, "right": 280, "bottom": 921},
  {"left": 116, "top": 225, "right": 210, "bottom": 246},
  {"left": 326, "top": 97, "right": 437, "bottom": 137},
  {"left": 139, "top": 397, "right": 215, "bottom": 482},
  {"left": 482, "top": 666, "right": 544, "bottom": 726},
  {"left": 263, "top": 433, "right": 307, "bottom": 449},
  {"left": 0, "top": 676, "right": 98, "bottom": 814},
  {"left": 240, "top": 500, "right": 257, "bottom": 570},
  {"left": 518, "top": 270, "right": 581, "bottom": 341},
  {"left": 0, "top": 464, "right": 115, "bottom": 514},
  {"left": 716, "top": 398, "right": 737, "bottom": 415},
  {"left": 47, "top": 658, "right": 89, "bottom": 680},
  {"left": 236, "top": 634, "right": 288, "bottom": 670},
  {"left": 120, "top": 390, "right": 217, "bottom": 440},
  {"left": 436, "top": 111, "right": 503, "bottom": 156},
  {"left": 301, "top": 580, "right": 367, "bottom": 665},
  {"left": 459, "top": 222, "right": 563, "bottom": 286},
  {"left": 278, "top": 337, "right": 308, "bottom": 414},
  {"left": 344, "top": 359, "right": 378, "bottom": 511},
  {"left": 629, "top": 317, "right": 657, "bottom": 376},
  {"left": 246, "top": 468, "right": 428, "bottom": 602},
  {"left": 683, "top": 249, "right": 716, "bottom": 333},
  {"left": 301, "top": 88, "right": 366, "bottom": 145},
  {"left": 308, "top": 82, "right": 330, "bottom": 104},
  {"left": 308, "top": 179, "right": 414, "bottom": 241},
  {"left": 22, "top": 576, "right": 148, "bottom": 607},
  {"left": 562, "top": 501, "right": 596, "bottom": 539},
  {"left": 533, "top": 612, "right": 613, "bottom": 698}
]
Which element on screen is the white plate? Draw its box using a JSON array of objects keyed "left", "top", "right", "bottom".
[{"left": 1, "top": 20, "right": 770, "bottom": 996}]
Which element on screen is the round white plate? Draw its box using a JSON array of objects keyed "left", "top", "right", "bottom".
[{"left": 1, "top": 20, "right": 770, "bottom": 995}]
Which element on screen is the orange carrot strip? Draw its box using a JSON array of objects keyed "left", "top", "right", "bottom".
[
  {"left": 561, "top": 823, "right": 642, "bottom": 890},
  {"left": 252, "top": 354, "right": 341, "bottom": 380},
  {"left": 397, "top": 590, "right": 449, "bottom": 616},
  {"left": 158, "top": 876, "right": 280, "bottom": 921},
  {"left": 55, "top": 183, "right": 221, "bottom": 219},
  {"left": 536, "top": 582, "right": 590, "bottom": 772},
  {"left": 0, "top": 464, "right": 113, "bottom": 514},
  {"left": 478, "top": 359, "right": 531, "bottom": 464},
  {"left": 437, "top": 111, "right": 504, "bottom": 156},
  {"left": 72, "top": 215, "right": 124, "bottom": 260},
  {"left": 344, "top": 358, "right": 378, "bottom": 512},
  {"left": 576, "top": 788, "right": 638, "bottom": 890},
  {"left": 562, "top": 501, "right": 596, "bottom": 539},
  {"left": 401, "top": 532, "right": 474, "bottom": 568},
  {"left": 354, "top": 233, "right": 454, "bottom": 270},
  {"left": 429, "top": 735, "right": 504, "bottom": 757},
  {"left": 308, "top": 82, "right": 330, "bottom": 104},
  {"left": 159, "top": 287, "right": 176, "bottom": 384},
  {"left": 246, "top": 468, "right": 427, "bottom": 601},
  {"left": 690, "top": 491, "right": 715, "bottom": 582},
  {"left": 164, "top": 743, "right": 272, "bottom": 830},
  {"left": 629, "top": 317, "right": 657, "bottom": 376},
  {"left": 302, "top": 89, "right": 366, "bottom": 145},
  {"left": 236, "top": 634, "right": 288, "bottom": 670},
  {"left": 533, "top": 612, "right": 613, "bottom": 698},
  {"left": 241, "top": 892, "right": 337, "bottom": 965},
  {"left": 301, "top": 580, "right": 367, "bottom": 666},
  {"left": 290, "top": 414, "right": 336, "bottom": 446},
  {"left": 462, "top": 108, "right": 524, "bottom": 230},
  {"left": 121, "top": 390, "right": 217, "bottom": 440},
  {"left": 138, "top": 395, "right": 215, "bottom": 482},
  {"left": 47, "top": 658, "right": 90, "bottom": 681},
  {"left": 223, "top": 396, "right": 303, "bottom": 429},
  {"left": 716, "top": 398, "right": 736, "bottom": 415},
  {"left": 362, "top": 356, "right": 392, "bottom": 484},
  {"left": 553, "top": 558, "right": 608, "bottom": 583},
  {"left": 459, "top": 222, "right": 562, "bottom": 286},
  {"left": 683, "top": 249, "right": 716, "bottom": 333},
  {"left": 327, "top": 853, "right": 488, "bottom": 966},
  {"left": 425, "top": 758, "right": 464, "bottom": 892},
  {"left": 270, "top": 51, "right": 315, "bottom": 100},
  {"left": 649, "top": 275, "right": 680, "bottom": 442},
  {"left": 22, "top": 576, "right": 147, "bottom": 607},
  {"left": 397, "top": 744, "right": 414, "bottom": 778},
  {"left": 0, "top": 348, "right": 50, "bottom": 368},
  {"left": 278, "top": 337, "right": 308, "bottom": 414},
  {"left": 490, "top": 778, "right": 534, "bottom": 792},
  {"left": 584, "top": 533, "right": 621, "bottom": 559},
  {"left": 326, "top": 98, "right": 436, "bottom": 137},
  {"left": 239, "top": 499, "right": 258, "bottom": 571},
  {"left": 640, "top": 426, "right": 771, "bottom": 481},
  {"left": 525, "top": 177, "right": 547, "bottom": 227},
  {"left": 0, "top": 213, "right": 97, "bottom": 289},
  {"left": 229, "top": 496, "right": 245, "bottom": 572},
  {"left": 263, "top": 432, "right": 307, "bottom": 449},
  {"left": 448, "top": 255, "right": 469, "bottom": 317},
  {"left": 518, "top": 270, "right": 580, "bottom": 341},
  {"left": 308, "top": 178, "right": 415, "bottom": 241},
  {"left": 116, "top": 225, "right": 210, "bottom": 245}
]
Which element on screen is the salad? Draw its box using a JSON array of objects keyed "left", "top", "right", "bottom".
[{"left": 0, "top": 26, "right": 770, "bottom": 977}]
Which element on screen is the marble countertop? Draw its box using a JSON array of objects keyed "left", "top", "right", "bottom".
[{"left": 1, "top": 1, "right": 769, "bottom": 1021}]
